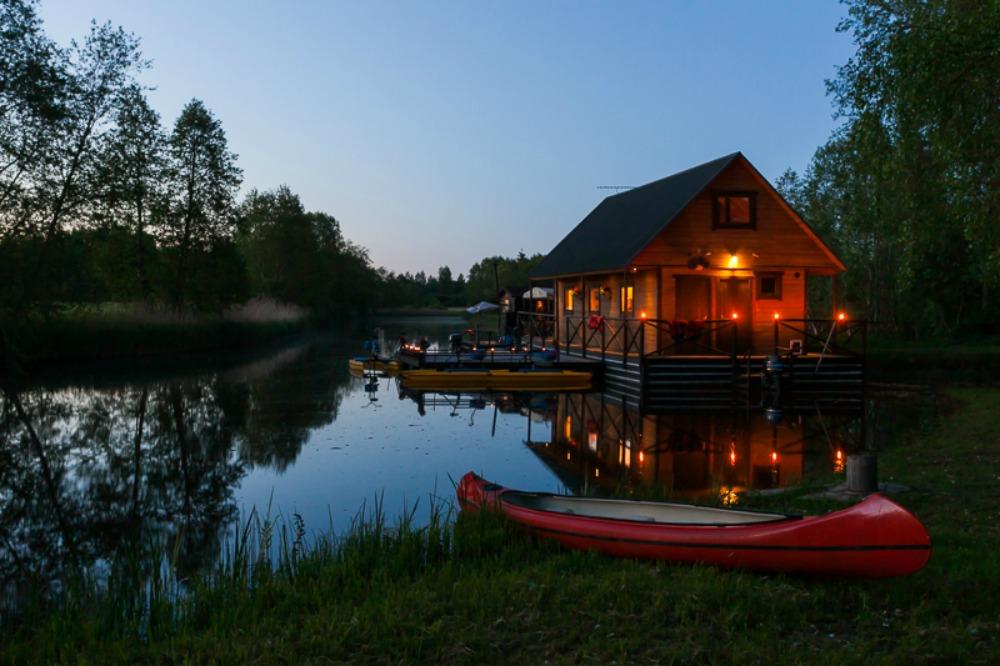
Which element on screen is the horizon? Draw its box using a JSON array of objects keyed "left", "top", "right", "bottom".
[{"left": 38, "top": 0, "right": 854, "bottom": 276}]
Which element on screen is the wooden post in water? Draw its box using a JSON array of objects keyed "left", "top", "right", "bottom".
[{"left": 846, "top": 453, "right": 878, "bottom": 493}]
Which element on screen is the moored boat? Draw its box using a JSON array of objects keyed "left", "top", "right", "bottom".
[
  {"left": 457, "top": 472, "right": 931, "bottom": 578},
  {"left": 348, "top": 356, "right": 400, "bottom": 375},
  {"left": 401, "top": 368, "right": 591, "bottom": 391}
]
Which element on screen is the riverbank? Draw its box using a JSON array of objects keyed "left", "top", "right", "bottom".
[
  {"left": 16, "top": 300, "right": 309, "bottom": 367},
  {"left": 2, "top": 388, "right": 997, "bottom": 663}
]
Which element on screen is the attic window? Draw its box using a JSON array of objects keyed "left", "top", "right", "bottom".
[{"left": 712, "top": 191, "right": 757, "bottom": 230}]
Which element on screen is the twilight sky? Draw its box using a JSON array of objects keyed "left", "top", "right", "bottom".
[{"left": 38, "top": 1, "right": 853, "bottom": 276}]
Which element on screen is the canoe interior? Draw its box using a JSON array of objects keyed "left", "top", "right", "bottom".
[{"left": 503, "top": 492, "right": 797, "bottom": 526}]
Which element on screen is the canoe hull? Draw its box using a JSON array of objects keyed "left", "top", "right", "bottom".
[{"left": 458, "top": 472, "right": 931, "bottom": 578}]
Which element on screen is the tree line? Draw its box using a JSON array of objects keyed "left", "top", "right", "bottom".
[
  {"left": 0, "top": 0, "right": 545, "bottom": 342},
  {"left": 377, "top": 252, "right": 543, "bottom": 309},
  {"left": 0, "top": 0, "right": 386, "bottom": 323},
  {"left": 777, "top": 0, "right": 999, "bottom": 339}
]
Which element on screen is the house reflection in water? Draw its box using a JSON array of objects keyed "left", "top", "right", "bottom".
[{"left": 526, "top": 392, "right": 861, "bottom": 504}]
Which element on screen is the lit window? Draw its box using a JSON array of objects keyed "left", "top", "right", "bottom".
[
  {"left": 620, "top": 285, "right": 634, "bottom": 313},
  {"left": 756, "top": 272, "right": 782, "bottom": 300},
  {"left": 565, "top": 288, "right": 575, "bottom": 312},
  {"left": 712, "top": 191, "right": 757, "bottom": 229},
  {"left": 589, "top": 288, "right": 600, "bottom": 312}
]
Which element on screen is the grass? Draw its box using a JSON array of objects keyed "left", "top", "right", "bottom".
[{"left": 2, "top": 389, "right": 999, "bottom": 663}]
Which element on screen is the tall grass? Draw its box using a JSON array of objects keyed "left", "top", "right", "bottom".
[{"left": 1, "top": 492, "right": 524, "bottom": 652}]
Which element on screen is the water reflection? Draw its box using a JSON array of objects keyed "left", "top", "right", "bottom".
[
  {"left": 514, "top": 393, "right": 864, "bottom": 504},
  {"left": 0, "top": 341, "right": 356, "bottom": 597},
  {"left": 0, "top": 326, "right": 932, "bottom": 604}
]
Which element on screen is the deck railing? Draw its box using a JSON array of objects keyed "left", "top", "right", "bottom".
[
  {"left": 774, "top": 319, "right": 867, "bottom": 359},
  {"left": 514, "top": 311, "right": 866, "bottom": 367}
]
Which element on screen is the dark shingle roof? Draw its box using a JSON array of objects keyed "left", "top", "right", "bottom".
[{"left": 528, "top": 152, "right": 741, "bottom": 279}]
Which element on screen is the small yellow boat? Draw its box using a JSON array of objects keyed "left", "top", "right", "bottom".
[
  {"left": 348, "top": 356, "right": 400, "bottom": 375},
  {"left": 401, "top": 368, "right": 591, "bottom": 391}
]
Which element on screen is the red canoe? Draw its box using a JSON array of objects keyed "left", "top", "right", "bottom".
[{"left": 457, "top": 472, "right": 931, "bottom": 578}]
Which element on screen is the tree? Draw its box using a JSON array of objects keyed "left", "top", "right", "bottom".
[
  {"left": 96, "top": 84, "right": 166, "bottom": 297},
  {"left": 163, "top": 99, "right": 242, "bottom": 306}
]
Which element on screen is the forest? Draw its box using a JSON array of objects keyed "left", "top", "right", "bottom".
[{"left": 777, "top": 1, "right": 999, "bottom": 339}]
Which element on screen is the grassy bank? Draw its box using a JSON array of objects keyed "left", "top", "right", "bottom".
[
  {"left": 20, "top": 300, "right": 308, "bottom": 365},
  {"left": 868, "top": 338, "right": 1000, "bottom": 385},
  {"left": 3, "top": 389, "right": 999, "bottom": 663}
]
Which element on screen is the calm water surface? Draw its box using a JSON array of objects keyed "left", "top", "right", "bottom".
[{"left": 0, "top": 319, "right": 932, "bottom": 588}]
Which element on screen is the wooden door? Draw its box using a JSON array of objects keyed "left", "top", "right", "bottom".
[
  {"left": 674, "top": 276, "right": 711, "bottom": 320},
  {"left": 717, "top": 278, "right": 753, "bottom": 353}
]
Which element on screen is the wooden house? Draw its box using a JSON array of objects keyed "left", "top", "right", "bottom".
[{"left": 527, "top": 152, "right": 846, "bottom": 359}]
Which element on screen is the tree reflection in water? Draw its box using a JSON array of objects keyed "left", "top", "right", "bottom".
[{"left": 0, "top": 342, "right": 355, "bottom": 599}]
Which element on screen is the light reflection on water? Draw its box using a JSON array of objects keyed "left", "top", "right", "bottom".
[{"left": 0, "top": 321, "right": 929, "bottom": 592}]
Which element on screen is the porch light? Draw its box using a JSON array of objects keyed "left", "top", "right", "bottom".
[
  {"left": 640, "top": 310, "right": 648, "bottom": 320},
  {"left": 773, "top": 312, "right": 780, "bottom": 320},
  {"left": 729, "top": 448, "right": 737, "bottom": 467},
  {"left": 727, "top": 254, "right": 739, "bottom": 269},
  {"left": 638, "top": 451, "right": 645, "bottom": 464},
  {"left": 731, "top": 311, "right": 739, "bottom": 320},
  {"left": 837, "top": 312, "right": 847, "bottom": 322},
  {"left": 770, "top": 450, "right": 779, "bottom": 464}
]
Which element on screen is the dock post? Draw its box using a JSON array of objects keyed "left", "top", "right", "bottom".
[{"left": 846, "top": 453, "right": 878, "bottom": 493}]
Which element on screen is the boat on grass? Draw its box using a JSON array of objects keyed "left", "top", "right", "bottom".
[
  {"left": 401, "top": 368, "right": 591, "bottom": 391},
  {"left": 457, "top": 472, "right": 931, "bottom": 578}
]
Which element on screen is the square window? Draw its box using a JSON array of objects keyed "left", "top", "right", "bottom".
[
  {"left": 712, "top": 191, "right": 757, "bottom": 229},
  {"left": 756, "top": 273, "right": 782, "bottom": 300}
]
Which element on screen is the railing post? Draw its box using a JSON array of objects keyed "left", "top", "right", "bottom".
[
  {"left": 601, "top": 323, "right": 606, "bottom": 362},
  {"left": 773, "top": 320, "right": 779, "bottom": 356},
  {"left": 581, "top": 320, "right": 587, "bottom": 358},
  {"left": 623, "top": 321, "right": 629, "bottom": 367},
  {"left": 564, "top": 316, "right": 569, "bottom": 355},
  {"left": 731, "top": 321, "right": 738, "bottom": 376}
]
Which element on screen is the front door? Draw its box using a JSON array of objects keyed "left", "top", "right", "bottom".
[
  {"left": 674, "top": 276, "right": 711, "bottom": 353},
  {"left": 717, "top": 278, "right": 752, "bottom": 353}
]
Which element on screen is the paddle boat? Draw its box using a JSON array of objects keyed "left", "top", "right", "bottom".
[
  {"left": 457, "top": 472, "right": 931, "bottom": 578},
  {"left": 401, "top": 368, "right": 591, "bottom": 392},
  {"left": 348, "top": 356, "right": 400, "bottom": 375}
]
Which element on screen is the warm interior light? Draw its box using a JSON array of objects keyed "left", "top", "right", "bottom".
[
  {"left": 638, "top": 451, "right": 645, "bottom": 464},
  {"left": 729, "top": 448, "right": 737, "bottom": 466},
  {"left": 727, "top": 254, "right": 739, "bottom": 269}
]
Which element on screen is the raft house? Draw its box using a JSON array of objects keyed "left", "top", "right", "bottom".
[{"left": 518, "top": 151, "right": 865, "bottom": 410}]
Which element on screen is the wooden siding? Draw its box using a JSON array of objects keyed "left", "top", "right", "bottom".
[{"left": 631, "top": 160, "right": 840, "bottom": 275}]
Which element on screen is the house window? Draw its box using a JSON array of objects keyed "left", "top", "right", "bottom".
[
  {"left": 589, "top": 288, "right": 600, "bottom": 312},
  {"left": 565, "top": 288, "right": 576, "bottom": 312},
  {"left": 620, "top": 285, "right": 634, "bottom": 313},
  {"left": 712, "top": 191, "right": 757, "bottom": 229},
  {"left": 756, "top": 273, "right": 782, "bottom": 300}
]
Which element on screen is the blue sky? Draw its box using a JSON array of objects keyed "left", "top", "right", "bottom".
[{"left": 39, "top": 1, "right": 854, "bottom": 275}]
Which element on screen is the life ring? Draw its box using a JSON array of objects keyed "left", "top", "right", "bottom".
[{"left": 587, "top": 314, "right": 605, "bottom": 330}]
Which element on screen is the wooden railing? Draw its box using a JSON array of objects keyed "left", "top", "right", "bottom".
[
  {"left": 774, "top": 319, "right": 867, "bottom": 359},
  {"left": 515, "top": 311, "right": 867, "bottom": 366}
]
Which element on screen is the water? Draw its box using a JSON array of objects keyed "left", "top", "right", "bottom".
[{"left": 0, "top": 320, "right": 935, "bottom": 590}]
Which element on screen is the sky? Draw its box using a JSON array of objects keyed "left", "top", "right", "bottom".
[{"left": 37, "top": 1, "right": 854, "bottom": 276}]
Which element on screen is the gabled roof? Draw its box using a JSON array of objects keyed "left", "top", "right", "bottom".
[{"left": 529, "top": 152, "right": 741, "bottom": 279}]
